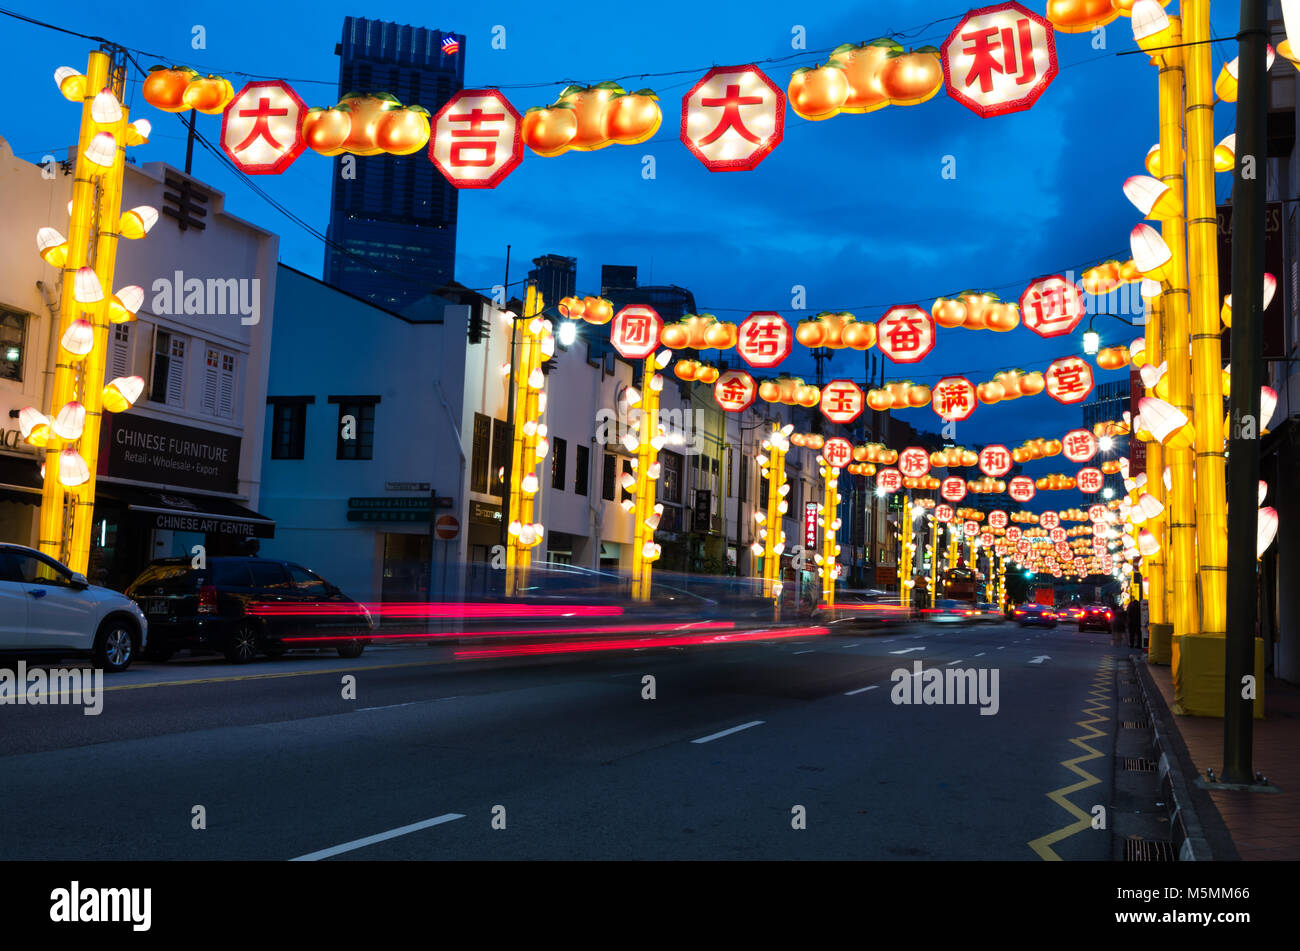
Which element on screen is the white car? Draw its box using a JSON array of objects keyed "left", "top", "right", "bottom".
[{"left": 0, "top": 543, "right": 148, "bottom": 673}]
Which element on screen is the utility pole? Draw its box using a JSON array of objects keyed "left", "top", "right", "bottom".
[{"left": 1222, "top": 0, "right": 1267, "bottom": 785}]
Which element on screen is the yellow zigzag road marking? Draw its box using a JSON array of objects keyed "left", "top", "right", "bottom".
[{"left": 1027, "top": 656, "right": 1114, "bottom": 861}]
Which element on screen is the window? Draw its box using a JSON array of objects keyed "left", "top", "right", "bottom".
[
  {"left": 661, "top": 450, "right": 683, "bottom": 504},
  {"left": 471, "top": 413, "right": 491, "bottom": 494},
  {"left": 552, "top": 436, "right": 568, "bottom": 490},
  {"left": 201, "top": 347, "right": 237, "bottom": 419},
  {"left": 268, "top": 397, "right": 311, "bottom": 460},
  {"left": 287, "top": 564, "right": 329, "bottom": 596},
  {"left": 330, "top": 396, "right": 379, "bottom": 460},
  {"left": 574, "top": 444, "right": 590, "bottom": 496},
  {"left": 621, "top": 459, "right": 634, "bottom": 503},
  {"left": 759, "top": 469, "right": 769, "bottom": 508},
  {"left": 248, "top": 561, "right": 290, "bottom": 590},
  {"left": 490, "top": 418, "right": 512, "bottom": 497},
  {"left": 109, "top": 324, "right": 132, "bottom": 380},
  {"left": 149, "top": 330, "right": 187, "bottom": 407},
  {"left": 6, "top": 551, "right": 74, "bottom": 587},
  {"left": 740, "top": 454, "right": 749, "bottom": 502},
  {"left": 1, "top": 308, "right": 27, "bottom": 383},
  {"left": 602, "top": 453, "right": 616, "bottom": 501}
]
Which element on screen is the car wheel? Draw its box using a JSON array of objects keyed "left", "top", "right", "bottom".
[
  {"left": 336, "top": 639, "right": 365, "bottom": 659},
  {"left": 224, "top": 621, "right": 260, "bottom": 664},
  {"left": 94, "top": 619, "right": 137, "bottom": 673}
]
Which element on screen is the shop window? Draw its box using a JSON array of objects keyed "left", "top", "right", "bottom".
[
  {"left": 661, "top": 450, "right": 683, "bottom": 504},
  {"left": 201, "top": 347, "right": 237, "bottom": 419},
  {"left": 490, "top": 418, "right": 511, "bottom": 496},
  {"left": 149, "top": 330, "right": 187, "bottom": 407},
  {"left": 471, "top": 413, "right": 491, "bottom": 493},
  {"left": 0, "top": 308, "right": 25, "bottom": 383}
]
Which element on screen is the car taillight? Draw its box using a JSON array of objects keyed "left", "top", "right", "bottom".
[
  {"left": 1105, "top": 611, "right": 1112, "bottom": 619},
  {"left": 198, "top": 585, "right": 218, "bottom": 615}
]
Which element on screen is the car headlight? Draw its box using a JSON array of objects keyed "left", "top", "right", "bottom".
[{"left": 359, "top": 605, "right": 376, "bottom": 631}]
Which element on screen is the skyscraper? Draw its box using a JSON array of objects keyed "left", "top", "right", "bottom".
[
  {"left": 324, "top": 17, "right": 465, "bottom": 312},
  {"left": 528, "top": 254, "right": 577, "bottom": 307}
]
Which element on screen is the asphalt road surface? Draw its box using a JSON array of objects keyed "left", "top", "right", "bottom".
[{"left": 0, "top": 618, "right": 1127, "bottom": 860}]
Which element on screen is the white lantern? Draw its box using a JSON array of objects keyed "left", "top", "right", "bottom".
[
  {"left": 1138, "top": 396, "right": 1190, "bottom": 446},
  {"left": 1123, "top": 175, "right": 1176, "bottom": 219},
  {"left": 91, "top": 88, "right": 122, "bottom": 124},
  {"left": 52, "top": 401, "right": 86, "bottom": 441},
  {"left": 84, "top": 131, "right": 117, "bottom": 167},
  {"left": 58, "top": 448, "right": 89, "bottom": 488},
  {"left": 73, "top": 267, "right": 104, "bottom": 304},
  {"left": 1258, "top": 507, "right": 1279, "bottom": 558},
  {"left": 61, "top": 319, "right": 95, "bottom": 357},
  {"left": 1130, "top": 223, "right": 1172, "bottom": 279},
  {"left": 528, "top": 367, "right": 544, "bottom": 390}
]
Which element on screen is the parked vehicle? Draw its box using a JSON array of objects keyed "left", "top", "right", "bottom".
[
  {"left": 0, "top": 543, "right": 148, "bottom": 673},
  {"left": 1012, "top": 603, "right": 1058, "bottom": 628},
  {"left": 125, "top": 557, "right": 373, "bottom": 663},
  {"left": 1077, "top": 603, "right": 1115, "bottom": 633}
]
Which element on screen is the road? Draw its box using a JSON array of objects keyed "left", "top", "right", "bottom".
[{"left": 0, "top": 618, "right": 1127, "bottom": 860}]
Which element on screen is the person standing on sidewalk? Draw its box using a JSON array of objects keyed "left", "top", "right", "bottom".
[{"left": 1127, "top": 598, "right": 1142, "bottom": 649}]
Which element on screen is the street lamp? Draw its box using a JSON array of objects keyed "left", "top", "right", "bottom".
[{"left": 1082, "top": 317, "right": 1100, "bottom": 355}]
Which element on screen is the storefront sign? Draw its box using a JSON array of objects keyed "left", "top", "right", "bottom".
[
  {"left": 99, "top": 414, "right": 241, "bottom": 493},
  {"left": 470, "top": 500, "right": 502, "bottom": 525}
]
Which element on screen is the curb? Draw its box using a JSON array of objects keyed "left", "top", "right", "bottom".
[{"left": 1129, "top": 655, "right": 1237, "bottom": 861}]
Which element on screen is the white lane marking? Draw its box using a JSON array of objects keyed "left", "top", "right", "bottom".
[
  {"left": 843, "top": 643, "right": 861, "bottom": 648},
  {"left": 975, "top": 652, "right": 985, "bottom": 657},
  {"left": 793, "top": 649, "right": 815, "bottom": 655},
  {"left": 889, "top": 647, "right": 925, "bottom": 655},
  {"left": 691, "top": 720, "right": 765, "bottom": 744},
  {"left": 356, "top": 697, "right": 460, "bottom": 712},
  {"left": 997, "top": 646, "right": 1006, "bottom": 650},
  {"left": 844, "top": 685, "right": 879, "bottom": 696},
  {"left": 290, "top": 813, "right": 465, "bottom": 861},
  {"left": 1029, "top": 655, "right": 1051, "bottom": 664},
  {"left": 945, "top": 659, "right": 963, "bottom": 666}
]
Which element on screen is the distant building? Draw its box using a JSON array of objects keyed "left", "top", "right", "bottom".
[
  {"left": 600, "top": 265, "right": 638, "bottom": 295},
  {"left": 528, "top": 254, "right": 577, "bottom": 307},
  {"left": 323, "top": 17, "right": 465, "bottom": 313}
]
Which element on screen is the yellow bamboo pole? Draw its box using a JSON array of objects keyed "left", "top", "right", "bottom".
[
  {"left": 1144, "top": 294, "right": 1167, "bottom": 628},
  {"left": 1154, "top": 18, "right": 1200, "bottom": 648},
  {"left": 39, "top": 51, "right": 110, "bottom": 565},
  {"left": 899, "top": 495, "right": 912, "bottom": 608},
  {"left": 821, "top": 463, "right": 838, "bottom": 606},
  {"left": 1183, "top": 0, "right": 1227, "bottom": 636}
]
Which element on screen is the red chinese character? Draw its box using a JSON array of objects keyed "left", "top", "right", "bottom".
[
  {"left": 820, "top": 380, "right": 864, "bottom": 424},
  {"left": 960, "top": 19, "right": 1036, "bottom": 94},
  {"left": 935, "top": 504, "right": 954, "bottom": 522},
  {"left": 682, "top": 66, "right": 785, "bottom": 172},
  {"left": 610, "top": 305, "right": 663, "bottom": 360},
  {"left": 1020, "top": 276, "right": 1085, "bottom": 338},
  {"left": 878, "top": 468, "right": 902, "bottom": 493},
  {"left": 942, "top": 478, "right": 967, "bottom": 502},
  {"left": 988, "top": 510, "right": 1008, "bottom": 529},
  {"left": 876, "top": 306, "right": 936, "bottom": 363},
  {"left": 941, "top": 3, "right": 1058, "bottom": 119},
  {"left": 932, "top": 377, "right": 976, "bottom": 422},
  {"left": 448, "top": 106, "right": 506, "bottom": 166},
  {"left": 699, "top": 85, "right": 763, "bottom": 144},
  {"left": 429, "top": 90, "right": 523, "bottom": 189},
  {"left": 233, "top": 97, "right": 288, "bottom": 152},
  {"left": 1045, "top": 356, "right": 1094, "bottom": 404},
  {"left": 220, "top": 81, "right": 308, "bottom": 175},
  {"left": 1062, "top": 429, "right": 1097, "bottom": 463},
  {"left": 900, "top": 447, "right": 930, "bottom": 479},
  {"left": 1077, "top": 467, "right": 1103, "bottom": 493},
  {"left": 979, "top": 444, "right": 1012, "bottom": 477},
  {"left": 736, "top": 313, "right": 792, "bottom": 368},
  {"left": 823, "top": 437, "right": 853, "bottom": 469}
]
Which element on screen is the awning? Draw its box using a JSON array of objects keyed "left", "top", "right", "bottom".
[
  {"left": 99, "top": 482, "right": 276, "bottom": 538},
  {"left": 0, "top": 451, "right": 42, "bottom": 505}
]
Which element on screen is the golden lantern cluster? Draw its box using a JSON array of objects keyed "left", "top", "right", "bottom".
[
  {"left": 1080, "top": 257, "right": 1143, "bottom": 295},
  {"left": 1095, "top": 345, "right": 1131, "bottom": 370},
  {"left": 672, "top": 359, "right": 720, "bottom": 384},
  {"left": 846, "top": 463, "right": 876, "bottom": 477},
  {"left": 1010, "top": 511, "right": 1041, "bottom": 523},
  {"left": 504, "top": 288, "right": 556, "bottom": 596},
  {"left": 788, "top": 40, "right": 943, "bottom": 122},
  {"left": 854, "top": 443, "right": 898, "bottom": 465},
  {"left": 26, "top": 55, "right": 155, "bottom": 572},
  {"left": 930, "top": 446, "right": 978, "bottom": 468},
  {"left": 1094, "top": 418, "right": 1131, "bottom": 438},
  {"left": 974, "top": 368, "right": 1046, "bottom": 406},
  {"left": 758, "top": 376, "right": 821, "bottom": 407},
  {"left": 903, "top": 475, "right": 941, "bottom": 491},
  {"left": 521, "top": 82, "right": 662, "bottom": 157},
  {"left": 931, "top": 292, "right": 1021, "bottom": 332},
  {"left": 794, "top": 312, "right": 877, "bottom": 350},
  {"left": 660, "top": 314, "right": 737, "bottom": 350},
  {"left": 301, "top": 92, "right": 433, "bottom": 157},
  {"left": 955, "top": 508, "right": 985, "bottom": 523},
  {"left": 966, "top": 477, "right": 1007, "bottom": 494},
  {"left": 866, "top": 381, "right": 930, "bottom": 411},
  {"left": 1012, "top": 437, "right": 1062, "bottom": 463},
  {"left": 140, "top": 64, "right": 235, "bottom": 114},
  {"left": 558, "top": 295, "right": 615, "bottom": 325},
  {"left": 1035, "top": 474, "right": 1078, "bottom": 491}
]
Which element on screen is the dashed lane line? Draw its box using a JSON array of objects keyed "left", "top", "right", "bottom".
[
  {"left": 290, "top": 813, "right": 466, "bottom": 861},
  {"left": 691, "top": 721, "right": 765, "bottom": 744}
]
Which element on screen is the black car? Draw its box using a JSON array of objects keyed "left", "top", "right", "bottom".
[
  {"left": 125, "top": 557, "right": 374, "bottom": 663},
  {"left": 1012, "top": 603, "right": 1058, "bottom": 628},
  {"left": 1077, "top": 603, "right": 1115, "bottom": 633}
]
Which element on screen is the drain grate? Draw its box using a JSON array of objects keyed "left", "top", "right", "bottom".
[
  {"left": 1121, "top": 719, "right": 1152, "bottom": 729},
  {"left": 1125, "top": 835, "right": 1177, "bottom": 861},
  {"left": 1122, "top": 757, "right": 1157, "bottom": 771}
]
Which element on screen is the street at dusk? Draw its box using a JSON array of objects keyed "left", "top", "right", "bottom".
[{"left": 0, "top": 0, "right": 1293, "bottom": 935}]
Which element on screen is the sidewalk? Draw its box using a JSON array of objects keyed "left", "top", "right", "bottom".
[{"left": 1144, "top": 654, "right": 1300, "bottom": 860}]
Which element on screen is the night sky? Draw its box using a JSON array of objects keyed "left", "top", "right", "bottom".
[{"left": 1, "top": 0, "right": 1244, "bottom": 491}]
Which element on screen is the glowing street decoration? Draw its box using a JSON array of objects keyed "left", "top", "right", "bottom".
[
  {"left": 822, "top": 437, "right": 853, "bottom": 469},
  {"left": 978, "top": 444, "right": 1012, "bottom": 477},
  {"left": 940, "top": 1, "right": 1058, "bottom": 118},
  {"left": 935, "top": 503, "right": 955, "bottom": 523},
  {"left": 1062, "top": 428, "right": 1098, "bottom": 463},
  {"left": 988, "top": 509, "right": 1008, "bottom": 530},
  {"left": 820, "top": 379, "right": 864, "bottom": 424},
  {"left": 876, "top": 305, "right": 936, "bottom": 363},
  {"left": 899, "top": 447, "right": 931, "bottom": 479},
  {"left": 963, "top": 520, "right": 981, "bottom": 536},
  {"left": 1008, "top": 476, "right": 1035, "bottom": 502},
  {"left": 1007, "top": 526, "right": 1023, "bottom": 542},
  {"left": 877, "top": 468, "right": 903, "bottom": 493},
  {"left": 220, "top": 80, "right": 307, "bottom": 174},
  {"left": 1044, "top": 355, "right": 1094, "bottom": 404},
  {"left": 736, "top": 312, "right": 793, "bottom": 368},
  {"left": 941, "top": 477, "right": 968, "bottom": 502},
  {"left": 932, "top": 376, "right": 977, "bottom": 422},
  {"left": 713, "top": 369, "right": 757, "bottom": 412},
  {"left": 681, "top": 65, "right": 784, "bottom": 172},
  {"left": 1088, "top": 503, "right": 1107, "bottom": 522},
  {"left": 610, "top": 305, "right": 664, "bottom": 360},
  {"left": 1019, "top": 275, "right": 1086, "bottom": 338},
  {"left": 428, "top": 89, "right": 523, "bottom": 189},
  {"left": 1077, "top": 467, "right": 1104, "bottom": 494},
  {"left": 1039, "top": 511, "right": 1060, "bottom": 530}
]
